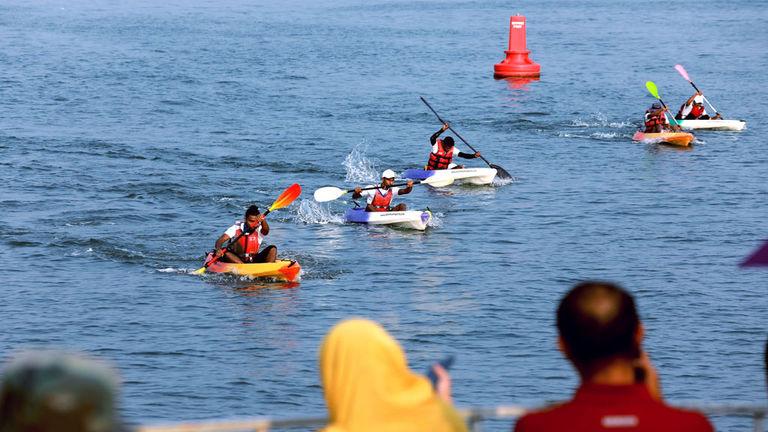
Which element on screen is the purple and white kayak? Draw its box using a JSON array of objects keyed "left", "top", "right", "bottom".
[
  {"left": 403, "top": 167, "right": 497, "bottom": 185},
  {"left": 344, "top": 208, "right": 432, "bottom": 231}
]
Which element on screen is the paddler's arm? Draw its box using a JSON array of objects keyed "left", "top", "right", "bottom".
[
  {"left": 351, "top": 187, "right": 363, "bottom": 199},
  {"left": 214, "top": 234, "right": 231, "bottom": 257},
  {"left": 457, "top": 151, "right": 480, "bottom": 159},
  {"left": 397, "top": 180, "right": 414, "bottom": 195},
  {"left": 430, "top": 123, "right": 450, "bottom": 145},
  {"left": 258, "top": 215, "right": 269, "bottom": 235}
]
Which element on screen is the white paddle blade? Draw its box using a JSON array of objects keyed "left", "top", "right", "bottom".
[
  {"left": 313, "top": 186, "right": 347, "bottom": 203},
  {"left": 421, "top": 171, "right": 455, "bottom": 188}
]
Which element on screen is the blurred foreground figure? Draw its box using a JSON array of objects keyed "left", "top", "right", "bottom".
[
  {"left": 319, "top": 318, "right": 467, "bottom": 432},
  {"left": 514, "top": 281, "right": 713, "bottom": 432},
  {"left": 0, "top": 351, "right": 123, "bottom": 432}
]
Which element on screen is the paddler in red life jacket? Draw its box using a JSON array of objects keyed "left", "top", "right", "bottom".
[
  {"left": 351, "top": 169, "right": 414, "bottom": 212},
  {"left": 213, "top": 205, "right": 277, "bottom": 263},
  {"left": 675, "top": 92, "right": 721, "bottom": 120},
  {"left": 643, "top": 103, "right": 681, "bottom": 133},
  {"left": 427, "top": 123, "right": 481, "bottom": 170}
]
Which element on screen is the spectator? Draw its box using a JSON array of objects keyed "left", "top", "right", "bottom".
[
  {"left": 514, "top": 281, "right": 713, "bottom": 432},
  {"left": 0, "top": 351, "right": 123, "bottom": 432},
  {"left": 319, "top": 318, "right": 466, "bottom": 432}
]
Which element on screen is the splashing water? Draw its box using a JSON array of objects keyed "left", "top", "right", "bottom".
[
  {"left": 427, "top": 211, "right": 444, "bottom": 228},
  {"left": 343, "top": 144, "right": 379, "bottom": 183},
  {"left": 492, "top": 176, "right": 516, "bottom": 187},
  {"left": 570, "top": 112, "right": 633, "bottom": 128},
  {"left": 294, "top": 199, "right": 345, "bottom": 225}
]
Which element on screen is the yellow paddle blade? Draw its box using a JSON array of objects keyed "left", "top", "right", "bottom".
[
  {"left": 192, "top": 266, "right": 206, "bottom": 275},
  {"left": 268, "top": 183, "right": 302, "bottom": 212},
  {"left": 645, "top": 81, "right": 660, "bottom": 99}
]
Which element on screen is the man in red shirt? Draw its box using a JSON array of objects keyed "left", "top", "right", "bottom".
[{"left": 514, "top": 281, "right": 713, "bottom": 432}]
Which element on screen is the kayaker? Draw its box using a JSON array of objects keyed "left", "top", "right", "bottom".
[
  {"left": 352, "top": 169, "right": 414, "bottom": 212},
  {"left": 643, "top": 103, "right": 680, "bottom": 133},
  {"left": 427, "top": 123, "right": 481, "bottom": 170},
  {"left": 213, "top": 205, "right": 277, "bottom": 264},
  {"left": 675, "top": 92, "right": 721, "bottom": 120}
]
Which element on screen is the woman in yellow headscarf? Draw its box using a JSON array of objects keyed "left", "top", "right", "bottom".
[{"left": 319, "top": 318, "right": 468, "bottom": 432}]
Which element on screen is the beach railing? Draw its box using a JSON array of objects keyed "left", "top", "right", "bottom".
[{"left": 138, "top": 402, "right": 767, "bottom": 432}]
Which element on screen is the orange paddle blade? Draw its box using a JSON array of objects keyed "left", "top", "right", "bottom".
[{"left": 268, "top": 183, "right": 302, "bottom": 211}]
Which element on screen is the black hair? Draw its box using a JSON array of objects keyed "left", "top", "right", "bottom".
[
  {"left": 443, "top": 136, "right": 454, "bottom": 146},
  {"left": 557, "top": 281, "right": 640, "bottom": 369},
  {"left": 245, "top": 205, "right": 260, "bottom": 217}
]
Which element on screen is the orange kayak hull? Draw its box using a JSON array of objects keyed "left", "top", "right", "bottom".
[
  {"left": 632, "top": 131, "right": 694, "bottom": 147},
  {"left": 205, "top": 259, "right": 301, "bottom": 282}
]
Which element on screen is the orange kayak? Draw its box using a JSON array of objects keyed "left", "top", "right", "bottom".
[
  {"left": 632, "top": 131, "right": 694, "bottom": 147},
  {"left": 204, "top": 256, "right": 301, "bottom": 282}
]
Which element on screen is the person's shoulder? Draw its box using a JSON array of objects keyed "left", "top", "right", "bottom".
[
  {"left": 513, "top": 402, "right": 570, "bottom": 432},
  {"left": 656, "top": 404, "right": 714, "bottom": 430}
]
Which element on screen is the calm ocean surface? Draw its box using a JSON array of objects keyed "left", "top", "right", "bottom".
[{"left": 1, "top": 0, "right": 766, "bottom": 430}]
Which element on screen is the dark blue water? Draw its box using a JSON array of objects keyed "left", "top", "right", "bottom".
[{"left": 1, "top": 0, "right": 766, "bottom": 430}]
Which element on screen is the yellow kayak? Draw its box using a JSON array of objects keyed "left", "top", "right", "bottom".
[{"left": 204, "top": 257, "right": 301, "bottom": 282}]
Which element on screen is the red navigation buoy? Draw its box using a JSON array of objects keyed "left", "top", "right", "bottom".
[{"left": 494, "top": 15, "right": 541, "bottom": 78}]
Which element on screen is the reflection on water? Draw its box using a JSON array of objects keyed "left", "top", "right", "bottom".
[{"left": 499, "top": 77, "right": 540, "bottom": 90}]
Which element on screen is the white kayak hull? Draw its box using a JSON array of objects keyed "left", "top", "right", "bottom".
[
  {"left": 677, "top": 119, "right": 746, "bottom": 131},
  {"left": 344, "top": 208, "right": 432, "bottom": 231},
  {"left": 403, "top": 167, "right": 497, "bottom": 185}
]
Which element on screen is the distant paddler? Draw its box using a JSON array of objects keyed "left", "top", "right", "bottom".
[
  {"left": 213, "top": 205, "right": 276, "bottom": 264},
  {"left": 194, "top": 183, "right": 301, "bottom": 275},
  {"left": 427, "top": 123, "right": 481, "bottom": 170},
  {"left": 643, "top": 103, "right": 679, "bottom": 133},
  {"left": 675, "top": 92, "right": 721, "bottom": 121},
  {"left": 352, "top": 169, "right": 413, "bottom": 212}
]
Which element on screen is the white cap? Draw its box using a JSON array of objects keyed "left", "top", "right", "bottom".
[
  {"left": 693, "top": 95, "right": 704, "bottom": 104},
  {"left": 381, "top": 169, "right": 396, "bottom": 179}
]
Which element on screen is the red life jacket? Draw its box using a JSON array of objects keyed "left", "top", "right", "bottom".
[
  {"left": 426, "top": 139, "right": 454, "bottom": 170},
  {"left": 690, "top": 104, "right": 705, "bottom": 118},
  {"left": 234, "top": 225, "right": 260, "bottom": 257},
  {"left": 369, "top": 188, "right": 393, "bottom": 212},
  {"left": 644, "top": 110, "right": 666, "bottom": 130}
]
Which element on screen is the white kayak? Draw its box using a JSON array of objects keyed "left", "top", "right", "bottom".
[
  {"left": 344, "top": 208, "right": 432, "bottom": 231},
  {"left": 403, "top": 167, "right": 497, "bottom": 185},
  {"left": 676, "top": 119, "right": 746, "bottom": 131}
]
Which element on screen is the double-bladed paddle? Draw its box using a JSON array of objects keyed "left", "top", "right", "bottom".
[
  {"left": 645, "top": 81, "right": 681, "bottom": 129},
  {"left": 193, "top": 183, "right": 302, "bottom": 275},
  {"left": 420, "top": 96, "right": 512, "bottom": 180},
  {"left": 313, "top": 171, "right": 454, "bottom": 203},
  {"left": 674, "top": 64, "right": 721, "bottom": 118}
]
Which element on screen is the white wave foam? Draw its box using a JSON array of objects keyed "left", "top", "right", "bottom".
[
  {"left": 294, "top": 199, "right": 344, "bottom": 225},
  {"left": 570, "top": 112, "right": 633, "bottom": 128},
  {"left": 427, "top": 211, "right": 444, "bottom": 228},
  {"left": 591, "top": 132, "right": 621, "bottom": 139},
  {"left": 67, "top": 247, "right": 94, "bottom": 257},
  {"left": 492, "top": 176, "right": 516, "bottom": 186},
  {"left": 343, "top": 144, "right": 379, "bottom": 183},
  {"left": 157, "top": 267, "right": 184, "bottom": 273}
]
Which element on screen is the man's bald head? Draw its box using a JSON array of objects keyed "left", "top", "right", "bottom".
[{"left": 557, "top": 281, "right": 640, "bottom": 371}]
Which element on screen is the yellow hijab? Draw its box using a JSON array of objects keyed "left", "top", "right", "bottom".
[{"left": 319, "top": 318, "right": 464, "bottom": 432}]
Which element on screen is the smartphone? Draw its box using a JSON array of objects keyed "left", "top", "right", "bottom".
[{"left": 426, "top": 355, "right": 455, "bottom": 389}]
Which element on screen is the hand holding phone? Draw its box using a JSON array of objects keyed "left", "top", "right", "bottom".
[
  {"left": 633, "top": 350, "right": 662, "bottom": 401},
  {"left": 426, "top": 355, "right": 455, "bottom": 403}
]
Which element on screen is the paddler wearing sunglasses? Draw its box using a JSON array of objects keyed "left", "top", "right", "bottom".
[{"left": 352, "top": 169, "right": 414, "bottom": 212}]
